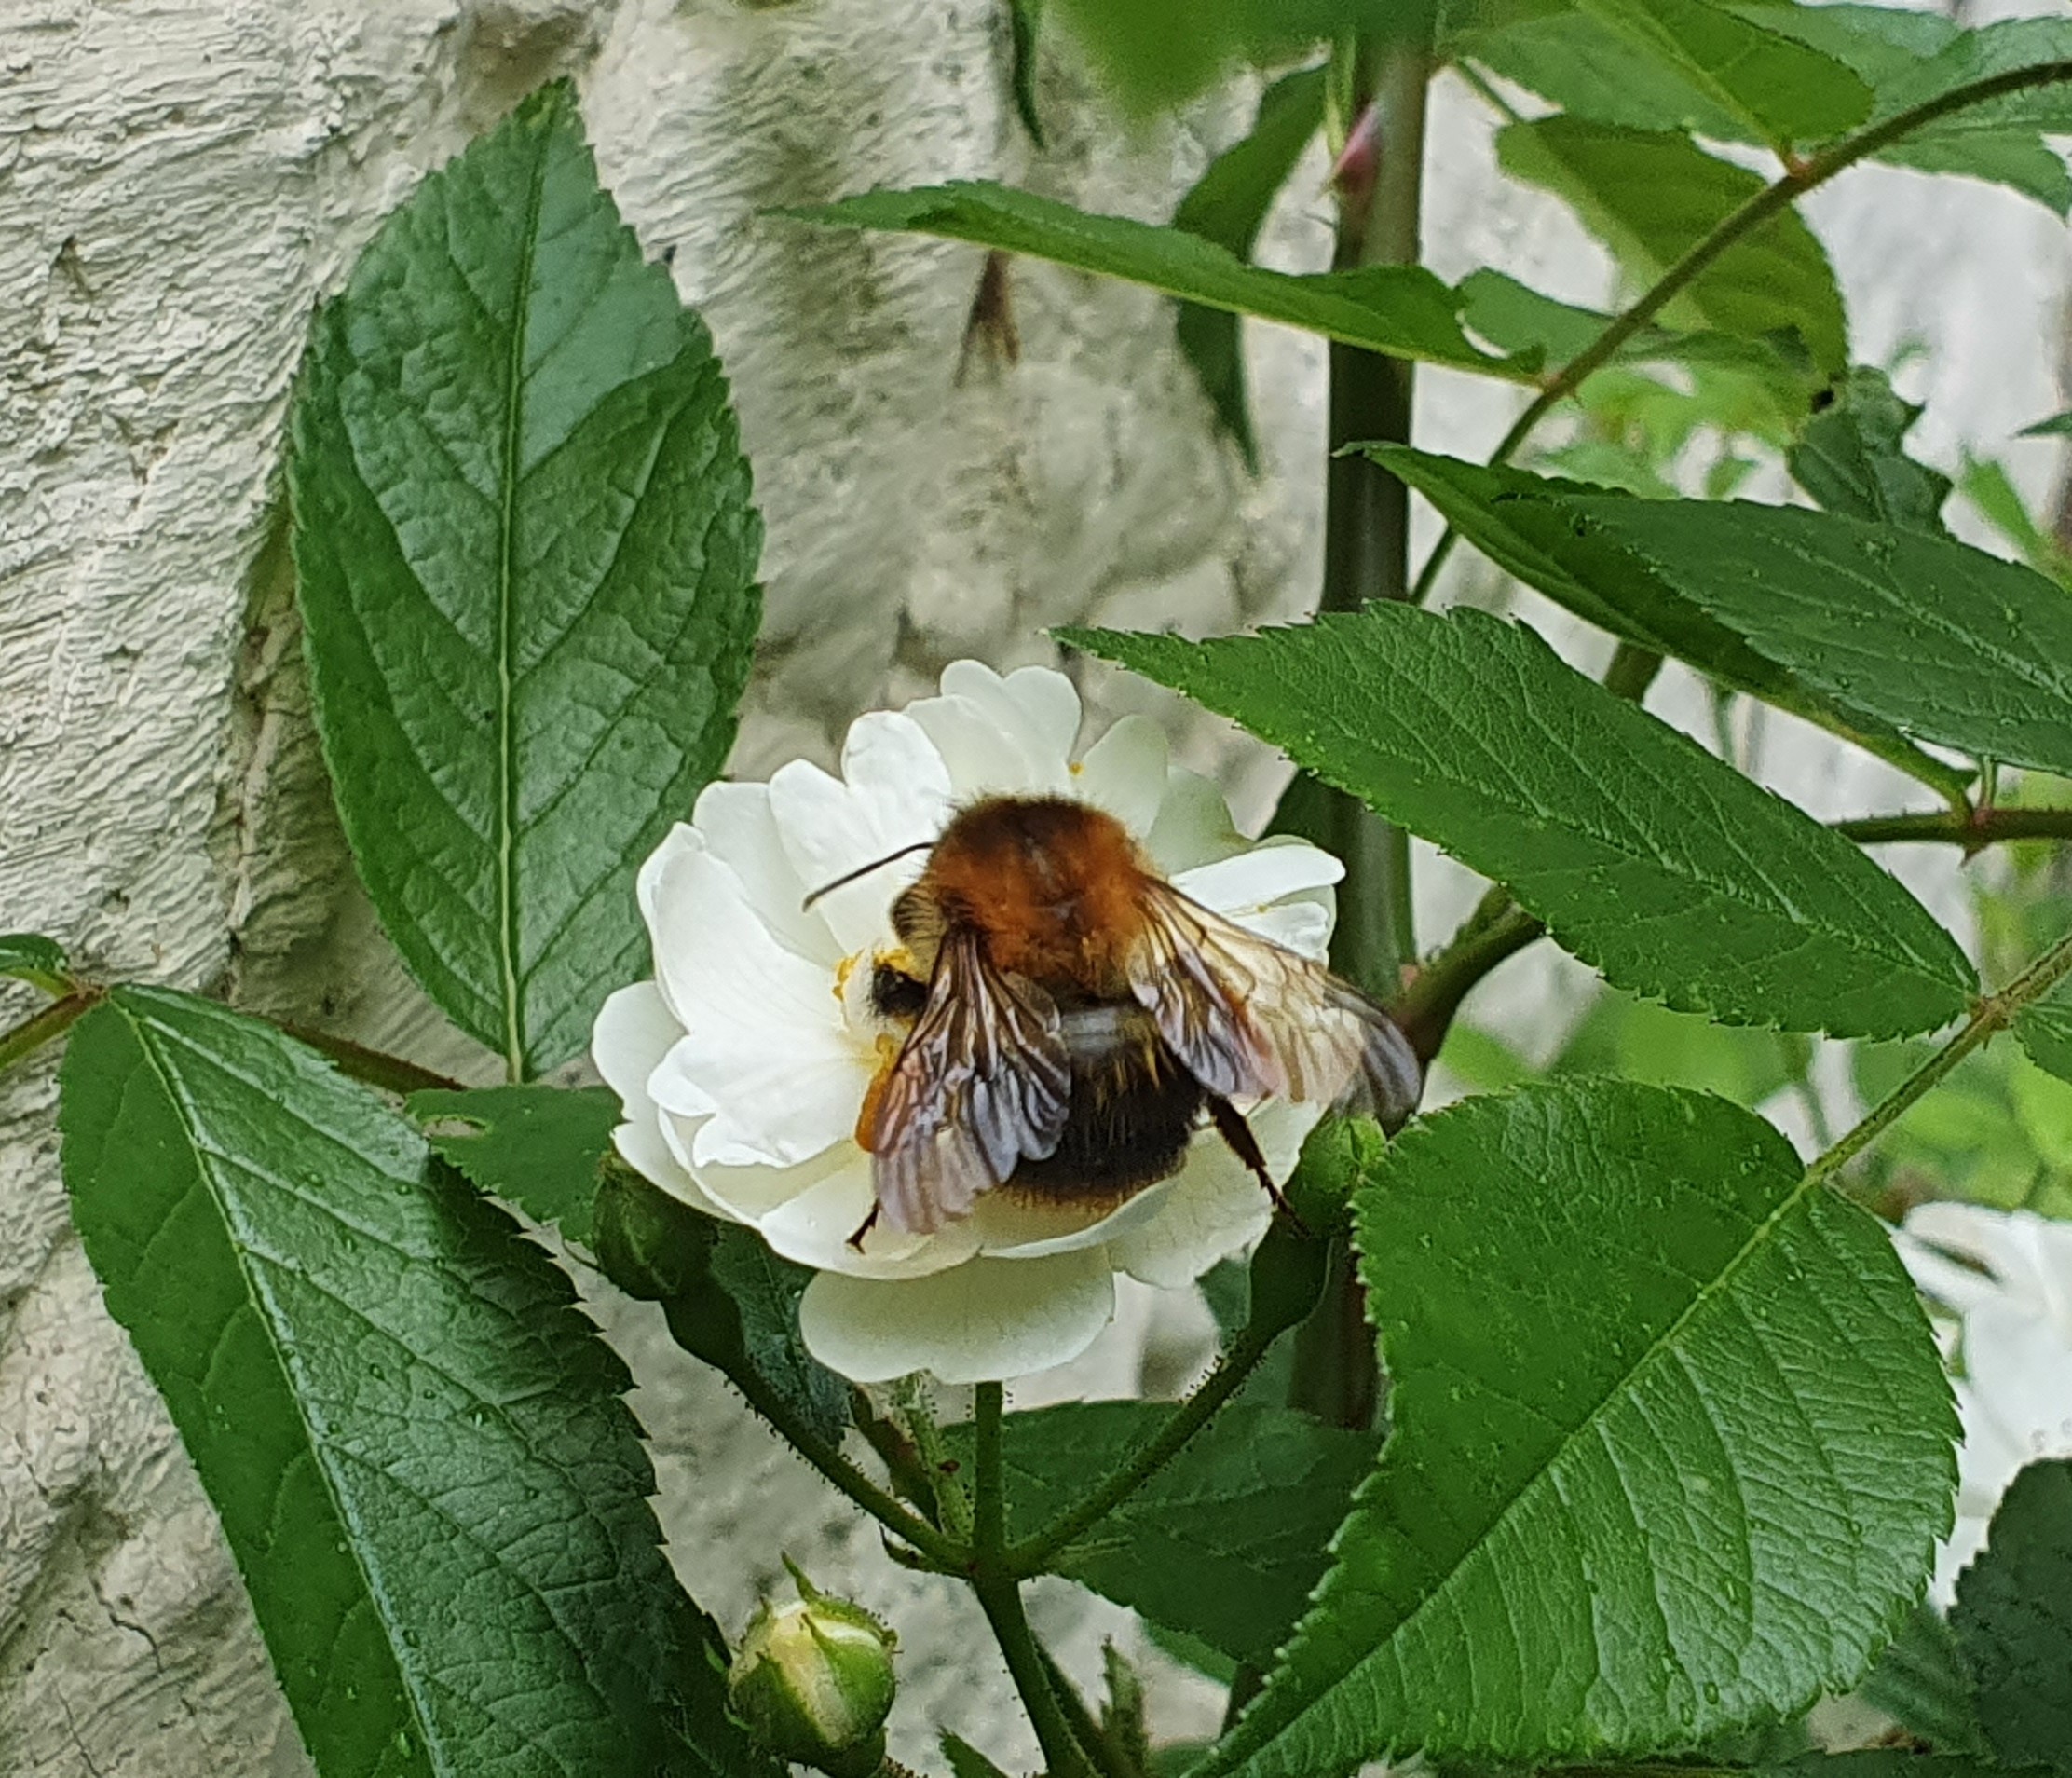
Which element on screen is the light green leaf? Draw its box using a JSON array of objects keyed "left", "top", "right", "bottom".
[
  {"left": 59, "top": 985, "right": 765, "bottom": 1778},
  {"left": 786, "top": 183, "right": 1535, "bottom": 382},
  {"left": 1044, "top": 0, "right": 1411, "bottom": 113},
  {"left": 1067, "top": 609, "right": 1976, "bottom": 1036},
  {"left": 1554, "top": 986, "right": 1807, "bottom": 1106},
  {"left": 1952, "top": 1458, "right": 2072, "bottom": 1771},
  {"left": 2016, "top": 976, "right": 2072, "bottom": 1087},
  {"left": 1172, "top": 65, "right": 1328, "bottom": 469},
  {"left": 1568, "top": 492, "right": 2072, "bottom": 778},
  {"left": 290, "top": 80, "right": 762, "bottom": 1079},
  {"left": 1790, "top": 366, "right": 1952, "bottom": 532},
  {"left": 1205, "top": 1087, "right": 1956, "bottom": 1774},
  {"left": 1497, "top": 116, "right": 1848, "bottom": 373},
  {"left": 1859, "top": 1607, "right": 1987, "bottom": 1755},
  {"left": 0, "top": 932, "right": 73, "bottom": 995},
  {"left": 1571, "top": 0, "right": 1871, "bottom": 148},
  {"left": 1368, "top": 444, "right": 1967, "bottom": 800},
  {"left": 405, "top": 1084, "right": 619, "bottom": 1248},
  {"left": 958, "top": 1402, "right": 1377, "bottom": 1665}
]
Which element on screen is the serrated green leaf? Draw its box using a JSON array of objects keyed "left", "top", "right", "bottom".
[
  {"left": 2016, "top": 978, "right": 2072, "bottom": 1086},
  {"left": 0, "top": 932, "right": 73, "bottom": 994},
  {"left": 1953, "top": 1458, "right": 2072, "bottom": 1771},
  {"left": 1859, "top": 1606, "right": 1988, "bottom": 1755},
  {"left": 1205, "top": 1087, "right": 1956, "bottom": 1774},
  {"left": 1497, "top": 116, "right": 1847, "bottom": 373},
  {"left": 1067, "top": 609, "right": 1976, "bottom": 1036},
  {"left": 1790, "top": 366, "right": 1953, "bottom": 532},
  {"left": 1568, "top": 492, "right": 2072, "bottom": 779},
  {"left": 1368, "top": 444, "right": 1968, "bottom": 800},
  {"left": 406, "top": 1084, "right": 619, "bottom": 1248},
  {"left": 1571, "top": 0, "right": 1871, "bottom": 148},
  {"left": 59, "top": 985, "right": 766, "bottom": 1778},
  {"left": 940, "top": 1731, "right": 1015, "bottom": 1778},
  {"left": 954, "top": 1402, "right": 1377, "bottom": 1664},
  {"left": 289, "top": 80, "right": 761, "bottom": 1080},
  {"left": 786, "top": 183, "right": 1535, "bottom": 383},
  {"left": 1172, "top": 65, "right": 1328, "bottom": 469},
  {"left": 708, "top": 1224, "right": 851, "bottom": 1445}
]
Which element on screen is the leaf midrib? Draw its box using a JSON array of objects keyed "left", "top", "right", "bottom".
[
  {"left": 117, "top": 998, "right": 447, "bottom": 1778},
  {"left": 494, "top": 130, "right": 552, "bottom": 1083},
  {"left": 1229, "top": 1156, "right": 1832, "bottom": 1771}
]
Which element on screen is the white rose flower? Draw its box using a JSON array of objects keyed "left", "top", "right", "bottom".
[
  {"left": 1892, "top": 1201, "right": 2072, "bottom": 1606},
  {"left": 592, "top": 661, "right": 1350, "bottom": 1384}
]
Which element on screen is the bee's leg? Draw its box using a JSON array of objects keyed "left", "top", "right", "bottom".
[
  {"left": 1205, "top": 1096, "right": 1311, "bottom": 1236},
  {"left": 846, "top": 1202, "right": 882, "bottom": 1251}
]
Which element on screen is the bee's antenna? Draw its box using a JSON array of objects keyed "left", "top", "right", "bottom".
[{"left": 801, "top": 840, "right": 936, "bottom": 911}]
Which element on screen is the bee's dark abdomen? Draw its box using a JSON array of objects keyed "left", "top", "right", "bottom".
[{"left": 1009, "top": 1005, "right": 1203, "bottom": 1202}]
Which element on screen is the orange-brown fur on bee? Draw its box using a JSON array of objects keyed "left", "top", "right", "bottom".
[{"left": 850, "top": 795, "right": 1422, "bottom": 1241}]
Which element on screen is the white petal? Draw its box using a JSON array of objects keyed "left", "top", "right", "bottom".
[
  {"left": 1963, "top": 1306, "right": 2072, "bottom": 1462},
  {"left": 799, "top": 1250, "right": 1117, "bottom": 1384},
  {"left": 1072, "top": 715, "right": 1170, "bottom": 838},
  {"left": 942, "top": 661, "right": 1082, "bottom": 759},
  {"left": 1175, "top": 840, "right": 1344, "bottom": 917},
  {"left": 1234, "top": 898, "right": 1333, "bottom": 960},
  {"left": 1143, "top": 765, "right": 1247, "bottom": 874},
  {"left": 648, "top": 849, "right": 867, "bottom": 1167},
  {"left": 768, "top": 713, "right": 953, "bottom": 952},
  {"left": 1107, "top": 1100, "right": 1318, "bottom": 1288},
  {"left": 692, "top": 780, "right": 843, "bottom": 966},
  {"left": 591, "top": 983, "right": 731, "bottom": 1218},
  {"left": 635, "top": 824, "right": 706, "bottom": 1018},
  {"left": 907, "top": 692, "right": 1071, "bottom": 802}
]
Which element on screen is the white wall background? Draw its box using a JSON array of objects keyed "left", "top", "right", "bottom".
[{"left": 1, "top": 0, "right": 2065, "bottom": 1771}]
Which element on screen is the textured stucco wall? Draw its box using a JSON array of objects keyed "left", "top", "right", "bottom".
[{"left": 2, "top": 0, "right": 2066, "bottom": 1771}]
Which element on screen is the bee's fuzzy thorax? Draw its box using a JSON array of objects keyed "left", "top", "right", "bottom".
[{"left": 916, "top": 796, "right": 1150, "bottom": 989}]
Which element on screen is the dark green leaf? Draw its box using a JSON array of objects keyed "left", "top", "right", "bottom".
[
  {"left": 290, "top": 80, "right": 762, "bottom": 1078},
  {"left": 1369, "top": 444, "right": 1967, "bottom": 799},
  {"left": 2022, "top": 407, "right": 2072, "bottom": 438},
  {"left": 1172, "top": 66, "right": 1328, "bottom": 469},
  {"left": 1953, "top": 1458, "right": 2072, "bottom": 1771},
  {"left": 1067, "top": 609, "right": 1976, "bottom": 1036},
  {"left": 786, "top": 184, "right": 1535, "bottom": 382},
  {"left": 1755, "top": 1757, "right": 2019, "bottom": 1778},
  {"left": 956, "top": 1401, "right": 1378, "bottom": 1664},
  {"left": 940, "top": 1731, "right": 1016, "bottom": 1778},
  {"left": 1009, "top": 0, "right": 1046, "bottom": 146},
  {"left": 1791, "top": 366, "right": 1953, "bottom": 531},
  {"left": 709, "top": 1224, "right": 851, "bottom": 1444},
  {"left": 59, "top": 985, "right": 765, "bottom": 1778},
  {"left": 1569, "top": 492, "right": 2072, "bottom": 778},
  {"left": 1205, "top": 1087, "right": 1956, "bottom": 1774},
  {"left": 1497, "top": 116, "right": 1848, "bottom": 373},
  {"left": 1859, "top": 1607, "right": 1987, "bottom": 1755},
  {"left": 0, "top": 932, "right": 72, "bottom": 994},
  {"left": 405, "top": 1084, "right": 619, "bottom": 1248}
]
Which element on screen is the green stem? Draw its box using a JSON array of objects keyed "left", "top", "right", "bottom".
[
  {"left": 971, "top": 1382, "right": 1097, "bottom": 1778},
  {"left": 1837, "top": 806, "right": 2072, "bottom": 849},
  {"left": 0, "top": 989, "right": 98, "bottom": 1076},
  {"left": 718, "top": 1359, "right": 967, "bottom": 1572},
  {"left": 1412, "top": 56, "right": 2072, "bottom": 602},
  {"left": 1007, "top": 1315, "right": 1279, "bottom": 1576},
  {"left": 1809, "top": 925, "right": 2072, "bottom": 1187}
]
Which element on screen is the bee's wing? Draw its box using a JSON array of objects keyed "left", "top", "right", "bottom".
[
  {"left": 1126, "top": 881, "right": 1422, "bottom": 1127},
  {"left": 864, "top": 925, "right": 1072, "bottom": 1234}
]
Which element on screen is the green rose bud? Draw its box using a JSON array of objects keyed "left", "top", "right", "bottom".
[{"left": 727, "top": 1560, "right": 897, "bottom": 1778}]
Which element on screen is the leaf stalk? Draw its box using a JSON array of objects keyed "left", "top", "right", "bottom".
[{"left": 0, "top": 988, "right": 101, "bottom": 1077}]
